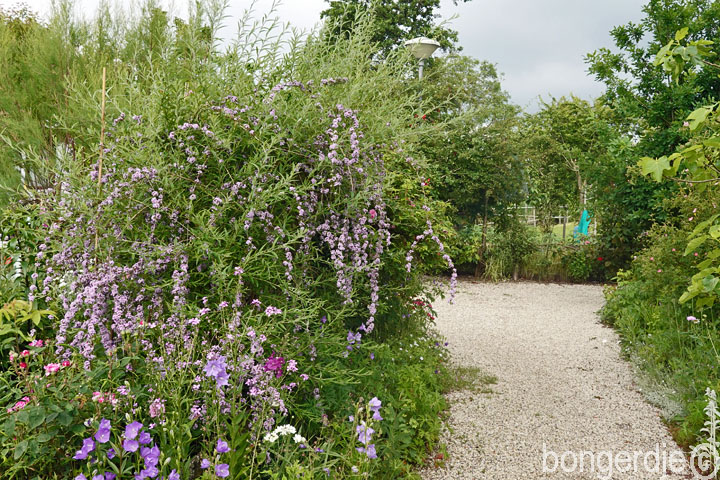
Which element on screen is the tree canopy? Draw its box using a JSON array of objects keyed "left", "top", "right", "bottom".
[{"left": 321, "top": 0, "right": 472, "bottom": 54}]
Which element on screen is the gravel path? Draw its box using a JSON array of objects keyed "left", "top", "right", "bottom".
[{"left": 420, "top": 280, "right": 691, "bottom": 480}]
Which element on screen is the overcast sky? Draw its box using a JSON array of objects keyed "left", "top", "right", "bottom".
[{"left": 9, "top": 0, "right": 648, "bottom": 111}]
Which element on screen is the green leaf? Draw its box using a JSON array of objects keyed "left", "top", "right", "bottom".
[
  {"left": 703, "top": 137, "right": 720, "bottom": 148},
  {"left": 703, "top": 276, "right": 720, "bottom": 292},
  {"left": 687, "top": 106, "right": 713, "bottom": 131},
  {"left": 28, "top": 406, "right": 45, "bottom": 429},
  {"left": 14, "top": 440, "right": 28, "bottom": 460},
  {"left": 56, "top": 411, "right": 72, "bottom": 427},
  {"left": 2, "top": 417, "right": 15, "bottom": 437},
  {"left": 675, "top": 27, "right": 689, "bottom": 41},
  {"left": 685, "top": 235, "right": 708, "bottom": 255},
  {"left": 679, "top": 290, "right": 696, "bottom": 304},
  {"left": 697, "top": 259, "right": 713, "bottom": 269},
  {"left": 692, "top": 214, "right": 719, "bottom": 236},
  {"left": 697, "top": 296, "right": 716, "bottom": 308},
  {"left": 16, "top": 410, "right": 29, "bottom": 425},
  {"left": 710, "top": 225, "right": 720, "bottom": 239},
  {"left": 639, "top": 156, "right": 671, "bottom": 182},
  {"left": 70, "top": 424, "right": 86, "bottom": 435}
]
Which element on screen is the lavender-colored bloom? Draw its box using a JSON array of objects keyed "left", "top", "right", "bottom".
[
  {"left": 356, "top": 423, "right": 374, "bottom": 445},
  {"left": 125, "top": 421, "right": 143, "bottom": 439},
  {"left": 99, "top": 418, "right": 111, "bottom": 430},
  {"left": 107, "top": 448, "right": 116, "bottom": 459},
  {"left": 95, "top": 427, "right": 111, "bottom": 443},
  {"left": 215, "top": 464, "right": 230, "bottom": 478},
  {"left": 200, "top": 458, "right": 211, "bottom": 469},
  {"left": 216, "top": 438, "right": 230, "bottom": 453},
  {"left": 73, "top": 437, "right": 96, "bottom": 459},
  {"left": 264, "top": 306, "right": 282, "bottom": 316},
  {"left": 92, "top": 475, "right": 104, "bottom": 480},
  {"left": 140, "top": 465, "right": 158, "bottom": 478},
  {"left": 138, "top": 431, "right": 152, "bottom": 445},
  {"left": 215, "top": 369, "right": 230, "bottom": 387},
  {"left": 203, "top": 356, "right": 227, "bottom": 381},
  {"left": 141, "top": 445, "right": 160, "bottom": 466},
  {"left": 75, "top": 475, "right": 87, "bottom": 480},
  {"left": 105, "top": 473, "right": 116, "bottom": 480},
  {"left": 123, "top": 438, "right": 139, "bottom": 452},
  {"left": 368, "top": 397, "right": 383, "bottom": 421},
  {"left": 168, "top": 470, "right": 179, "bottom": 480}
]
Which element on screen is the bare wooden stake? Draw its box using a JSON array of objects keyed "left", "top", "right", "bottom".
[
  {"left": 95, "top": 67, "right": 107, "bottom": 252},
  {"left": 98, "top": 67, "right": 106, "bottom": 190}
]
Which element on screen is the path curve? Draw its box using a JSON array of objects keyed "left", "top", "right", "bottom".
[{"left": 421, "top": 280, "right": 690, "bottom": 480}]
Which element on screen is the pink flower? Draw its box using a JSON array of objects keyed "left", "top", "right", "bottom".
[
  {"left": 7, "top": 396, "right": 30, "bottom": 413},
  {"left": 689, "top": 217, "right": 694, "bottom": 221},
  {"left": 657, "top": 269, "right": 662, "bottom": 273},
  {"left": 672, "top": 248, "right": 676, "bottom": 252},
  {"left": 369, "top": 209, "right": 377, "bottom": 220},
  {"left": 21, "top": 350, "right": 30, "bottom": 357},
  {"left": 61, "top": 360, "right": 71, "bottom": 367},
  {"left": 44, "top": 363, "right": 61, "bottom": 375},
  {"left": 695, "top": 252, "right": 699, "bottom": 257},
  {"left": 264, "top": 355, "right": 285, "bottom": 378},
  {"left": 29, "top": 339, "right": 44, "bottom": 347},
  {"left": 19, "top": 361, "right": 27, "bottom": 369},
  {"left": 92, "top": 392, "right": 105, "bottom": 403}
]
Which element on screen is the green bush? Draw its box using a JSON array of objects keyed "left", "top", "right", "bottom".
[
  {"left": 0, "top": 3, "right": 457, "bottom": 478},
  {"left": 602, "top": 191, "right": 720, "bottom": 447}
]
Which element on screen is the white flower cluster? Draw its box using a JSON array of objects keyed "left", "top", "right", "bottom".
[{"left": 263, "top": 424, "right": 306, "bottom": 444}]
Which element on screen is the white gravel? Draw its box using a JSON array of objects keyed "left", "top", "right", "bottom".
[{"left": 420, "top": 280, "right": 691, "bottom": 480}]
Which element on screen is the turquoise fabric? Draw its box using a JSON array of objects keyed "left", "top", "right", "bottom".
[{"left": 574, "top": 209, "right": 591, "bottom": 239}]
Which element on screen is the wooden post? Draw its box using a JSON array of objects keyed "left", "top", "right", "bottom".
[
  {"left": 95, "top": 67, "right": 107, "bottom": 253},
  {"left": 562, "top": 207, "right": 568, "bottom": 241},
  {"left": 98, "top": 67, "right": 106, "bottom": 190}
]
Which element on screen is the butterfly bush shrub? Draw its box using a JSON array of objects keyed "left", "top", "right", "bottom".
[{"left": 0, "top": 4, "right": 455, "bottom": 478}]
